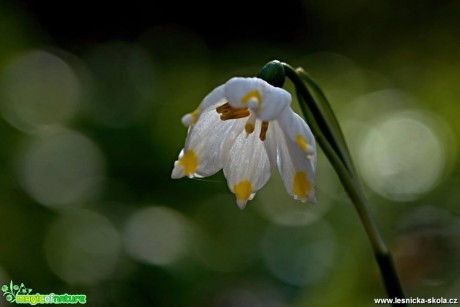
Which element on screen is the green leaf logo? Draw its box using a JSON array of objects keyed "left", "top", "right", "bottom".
[{"left": 2, "top": 281, "right": 33, "bottom": 303}]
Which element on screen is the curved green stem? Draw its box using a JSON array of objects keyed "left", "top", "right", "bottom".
[
  {"left": 295, "top": 67, "right": 358, "bottom": 176},
  {"left": 282, "top": 62, "right": 406, "bottom": 305}
]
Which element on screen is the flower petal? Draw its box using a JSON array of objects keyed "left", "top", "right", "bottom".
[
  {"left": 252, "top": 85, "right": 291, "bottom": 121},
  {"left": 172, "top": 108, "right": 243, "bottom": 179},
  {"left": 224, "top": 77, "right": 264, "bottom": 109},
  {"left": 224, "top": 77, "right": 291, "bottom": 121},
  {"left": 273, "top": 113, "right": 316, "bottom": 203},
  {"left": 223, "top": 119, "right": 277, "bottom": 209},
  {"left": 277, "top": 107, "right": 316, "bottom": 166},
  {"left": 181, "top": 84, "right": 226, "bottom": 127}
]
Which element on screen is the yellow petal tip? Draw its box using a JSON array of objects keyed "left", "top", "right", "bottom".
[
  {"left": 181, "top": 108, "right": 199, "bottom": 127},
  {"left": 236, "top": 199, "right": 248, "bottom": 210},
  {"left": 233, "top": 180, "right": 252, "bottom": 209},
  {"left": 177, "top": 149, "right": 198, "bottom": 176},
  {"left": 292, "top": 171, "right": 311, "bottom": 201}
]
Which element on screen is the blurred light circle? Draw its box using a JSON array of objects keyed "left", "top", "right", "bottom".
[
  {"left": 261, "top": 223, "right": 337, "bottom": 286},
  {"left": 358, "top": 111, "right": 446, "bottom": 201},
  {"left": 256, "top": 172, "right": 331, "bottom": 226},
  {"left": 17, "top": 130, "right": 105, "bottom": 208},
  {"left": 44, "top": 210, "right": 121, "bottom": 285},
  {"left": 123, "top": 206, "right": 190, "bottom": 265},
  {"left": 0, "top": 50, "right": 80, "bottom": 132},
  {"left": 344, "top": 89, "right": 417, "bottom": 122}
]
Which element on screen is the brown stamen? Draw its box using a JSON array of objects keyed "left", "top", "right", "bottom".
[
  {"left": 216, "top": 103, "right": 232, "bottom": 113},
  {"left": 216, "top": 102, "right": 250, "bottom": 121},
  {"left": 259, "top": 121, "right": 269, "bottom": 141},
  {"left": 220, "top": 109, "right": 250, "bottom": 120}
]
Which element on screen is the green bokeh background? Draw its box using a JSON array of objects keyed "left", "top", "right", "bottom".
[{"left": 1, "top": 1, "right": 459, "bottom": 306}]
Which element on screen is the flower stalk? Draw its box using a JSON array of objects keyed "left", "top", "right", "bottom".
[{"left": 276, "top": 61, "right": 406, "bottom": 305}]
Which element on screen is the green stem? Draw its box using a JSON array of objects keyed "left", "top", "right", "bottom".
[
  {"left": 295, "top": 68, "right": 357, "bottom": 176},
  {"left": 283, "top": 62, "right": 406, "bottom": 305}
]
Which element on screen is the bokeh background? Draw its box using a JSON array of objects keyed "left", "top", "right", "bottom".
[{"left": 1, "top": 1, "right": 459, "bottom": 306}]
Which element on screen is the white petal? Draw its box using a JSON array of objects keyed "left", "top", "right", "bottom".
[
  {"left": 223, "top": 119, "right": 277, "bottom": 208},
  {"left": 277, "top": 107, "right": 317, "bottom": 167},
  {"left": 172, "top": 108, "right": 243, "bottom": 179},
  {"left": 181, "top": 84, "right": 226, "bottom": 127},
  {"left": 250, "top": 85, "right": 291, "bottom": 121},
  {"left": 199, "top": 84, "right": 226, "bottom": 112},
  {"left": 273, "top": 120, "right": 316, "bottom": 203},
  {"left": 224, "top": 77, "right": 264, "bottom": 109},
  {"left": 264, "top": 122, "right": 278, "bottom": 168},
  {"left": 171, "top": 151, "right": 187, "bottom": 179},
  {"left": 224, "top": 77, "right": 292, "bottom": 121}
]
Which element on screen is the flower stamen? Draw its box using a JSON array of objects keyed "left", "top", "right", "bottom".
[
  {"left": 216, "top": 103, "right": 232, "bottom": 113},
  {"left": 216, "top": 103, "right": 250, "bottom": 120},
  {"left": 259, "top": 121, "right": 269, "bottom": 141},
  {"left": 245, "top": 113, "right": 256, "bottom": 135}
]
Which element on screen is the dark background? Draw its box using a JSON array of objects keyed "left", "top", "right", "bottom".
[{"left": 10, "top": 1, "right": 460, "bottom": 50}]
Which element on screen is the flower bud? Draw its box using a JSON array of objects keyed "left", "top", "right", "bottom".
[{"left": 257, "top": 60, "right": 285, "bottom": 88}]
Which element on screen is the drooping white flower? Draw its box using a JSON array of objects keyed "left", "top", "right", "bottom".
[{"left": 171, "top": 77, "right": 316, "bottom": 209}]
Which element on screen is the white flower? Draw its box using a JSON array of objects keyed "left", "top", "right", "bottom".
[{"left": 172, "top": 77, "right": 317, "bottom": 209}]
